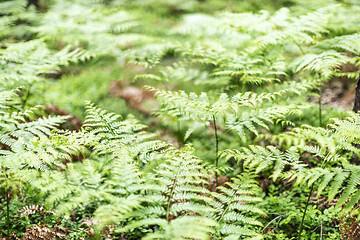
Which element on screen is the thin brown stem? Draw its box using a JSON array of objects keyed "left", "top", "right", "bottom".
[
  {"left": 318, "top": 91, "right": 322, "bottom": 127},
  {"left": 6, "top": 187, "right": 10, "bottom": 236},
  {"left": 297, "top": 183, "right": 315, "bottom": 240},
  {"left": 166, "top": 175, "right": 178, "bottom": 222},
  {"left": 212, "top": 115, "right": 219, "bottom": 187}
]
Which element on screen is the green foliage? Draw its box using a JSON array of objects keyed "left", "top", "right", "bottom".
[
  {"left": 150, "top": 86, "right": 302, "bottom": 142},
  {"left": 258, "top": 186, "right": 342, "bottom": 239},
  {"left": 0, "top": 97, "right": 68, "bottom": 190},
  {"left": 211, "top": 174, "right": 265, "bottom": 239},
  {"left": 221, "top": 146, "right": 300, "bottom": 181},
  {"left": 3, "top": 0, "right": 360, "bottom": 239},
  {"left": 38, "top": 0, "right": 145, "bottom": 54},
  {"left": 30, "top": 104, "right": 264, "bottom": 240},
  {"left": 0, "top": 39, "right": 92, "bottom": 90}
]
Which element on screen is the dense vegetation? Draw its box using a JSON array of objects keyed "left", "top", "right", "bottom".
[{"left": 1, "top": 0, "right": 360, "bottom": 239}]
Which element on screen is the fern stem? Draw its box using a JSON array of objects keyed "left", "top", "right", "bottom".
[
  {"left": 166, "top": 175, "right": 178, "bottom": 222},
  {"left": 218, "top": 205, "right": 229, "bottom": 224},
  {"left": 3, "top": 168, "right": 11, "bottom": 236},
  {"left": 262, "top": 214, "right": 289, "bottom": 234},
  {"left": 352, "top": 74, "right": 360, "bottom": 112},
  {"left": 99, "top": 114, "right": 116, "bottom": 136},
  {"left": 320, "top": 221, "right": 323, "bottom": 240},
  {"left": 21, "top": 88, "right": 30, "bottom": 110},
  {"left": 212, "top": 114, "right": 219, "bottom": 187},
  {"left": 177, "top": 120, "right": 183, "bottom": 146},
  {"left": 63, "top": 219, "right": 90, "bottom": 236},
  {"left": 297, "top": 183, "right": 315, "bottom": 240},
  {"left": 6, "top": 187, "right": 10, "bottom": 236},
  {"left": 318, "top": 91, "right": 322, "bottom": 127}
]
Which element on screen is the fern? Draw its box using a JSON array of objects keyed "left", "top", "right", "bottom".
[
  {"left": 0, "top": 101, "right": 70, "bottom": 211},
  {"left": 283, "top": 165, "right": 360, "bottom": 214},
  {"left": 3, "top": 0, "right": 360, "bottom": 238},
  {"left": 0, "top": 39, "right": 92, "bottom": 90},
  {"left": 221, "top": 146, "right": 300, "bottom": 181},
  {"left": 294, "top": 51, "right": 353, "bottom": 79},
  {"left": 210, "top": 174, "right": 265, "bottom": 240},
  {"left": 225, "top": 105, "right": 300, "bottom": 143},
  {"left": 34, "top": 104, "right": 265, "bottom": 239},
  {"left": 150, "top": 87, "right": 299, "bottom": 121},
  {"left": 117, "top": 146, "right": 264, "bottom": 239},
  {"left": 252, "top": 5, "right": 334, "bottom": 50},
  {"left": 83, "top": 102, "right": 167, "bottom": 161},
  {"left": 37, "top": 0, "right": 146, "bottom": 56},
  {"left": 253, "top": 113, "right": 360, "bottom": 215},
  {"left": 36, "top": 104, "right": 164, "bottom": 232},
  {"left": 274, "top": 113, "right": 360, "bottom": 158},
  {"left": 116, "top": 146, "right": 216, "bottom": 238}
]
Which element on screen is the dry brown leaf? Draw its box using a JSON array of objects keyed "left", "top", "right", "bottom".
[
  {"left": 108, "top": 81, "right": 155, "bottom": 115},
  {"left": 45, "top": 105, "right": 82, "bottom": 130}
]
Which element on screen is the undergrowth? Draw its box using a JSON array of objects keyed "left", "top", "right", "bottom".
[{"left": 1, "top": 0, "right": 360, "bottom": 239}]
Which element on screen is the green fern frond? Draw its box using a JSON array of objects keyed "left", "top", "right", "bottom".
[
  {"left": 225, "top": 105, "right": 298, "bottom": 142},
  {"left": 210, "top": 174, "right": 264, "bottom": 239},
  {"left": 221, "top": 146, "right": 300, "bottom": 181},
  {"left": 115, "top": 146, "right": 216, "bottom": 239},
  {"left": 0, "top": 39, "right": 92, "bottom": 90},
  {"left": 294, "top": 51, "right": 351, "bottom": 79},
  {"left": 286, "top": 165, "right": 360, "bottom": 214},
  {"left": 319, "top": 33, "right": 360, "bottom": 55},
  {"left": 0, "top": 89, "right": 18, "bottom": 112},
  {"left": 0, "top": 106, "right": 68, "bottom": 152},
  {"left": 38, "top": 1, "right": 141, "bottom": 54},
  {"left": 254, "top": 5, "right": 334, "bottom": 50}
]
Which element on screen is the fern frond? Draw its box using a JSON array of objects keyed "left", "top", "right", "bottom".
[
  {"left": 294, "top": 51, "right": 351, "bottom": 79},
  {"left": 252, "top": 5, "right": 336, "bottom": 52},
  {"left": 221, "top": 146, "right": 300, "bottom": 181},
  {"left": 0, "top": 89, "right": 18, "bottom": 112},
  {"left": 0, "top": 39, "right": 92, "bottom": 90},
  {"left": 115, "top": 146, "right": 215, "bottom": 239},
  {"left": 225, "top": 105, "right": 298, "bottom": 142},
  {"left": 319, "top": 33, "right": 360, "bottom": 55},
  {"left": 210, "top": 174, "right": 264, "bottom": 239}
]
